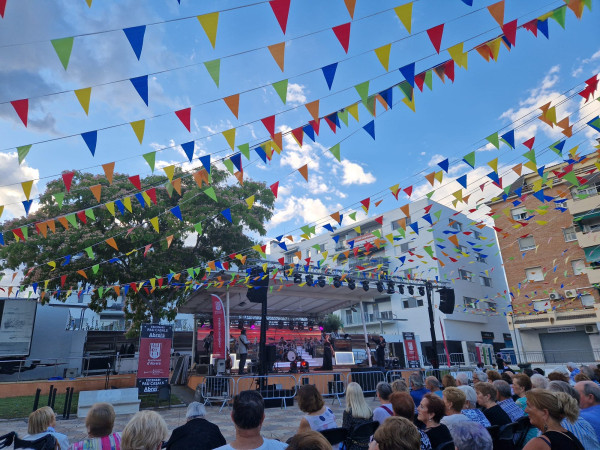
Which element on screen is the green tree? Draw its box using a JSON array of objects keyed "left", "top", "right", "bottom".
[
  {"left": 0, "top": 167, "right": 275, "bottom": 335},
  {"left": 323, "top": 314, "right": 343, "bottom": 333}
]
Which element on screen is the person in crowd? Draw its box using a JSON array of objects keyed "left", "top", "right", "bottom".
[
  {"left": 455, "top": 372, "right": 469, "bottom": 387},
  {"left": 297, "top": 384, "right": 337, "bottom": 434},
  {"left": 531, "top": 374, "right": 549, "bottom": 390},
  {"left": 501, "top": 371, "right": 514, "bottom": 385},
  {"left": 442, "top": 374, "right": 456, "bottom": 388},
  {"left": 391, "top": 378, "right": 409, "bottom": 393},
  {"left": 547, "top": 380, "right": 600, "bottom": 450},
  {"left": 164, "top": 402, "right": 225, "bottom": 450},
  {"left": 121, "top": 411, "right": 168, "bottom": 450},
  {"left": 457, "top": 385, "right": 491, "bottom": 427},
  {"left": 369, "top": 417, "right": 421, "bottom": 450},
  {"left": 216, "top": 390, "right": 287, "bottom": 450},
  {"left": 203, "top": 331, "right": 214, "bottom": 355},
  {"left": 575, "top": 381, "right": 600, "bottom": 439},
  {"left": 425, "top": 377, "right": 443, "bottom": 398},
  {"left": 24, "top": 406, "right": 69, "bottom": 450},
  {"left": 534, "top": 368, "right": 546, "bottom": 376},
  {"left": 390, "top": 392, "right": 432, "bottom": 450},
  {"left": 342, "top": 382, "right": 372, "bottom": 450},
  {"left": 474, "top": 382, "right": 511, "bottom": 427},
  {"left": 472, "top": 371, "right": 488, "bottom": 384},
  {"left": 373, "top": 382, "right": 394, "bottom": 424},
  {"left": 417, "top": 393, "right": 452, "bottom": 449},
  {"left": 409, "top": 373, "right": 430, "bottom": 406},
  {"left": 286, "top": 431, "right": 330, "bottom": 450},
  {"left": 523, "top": 390, "right": 584, "bottom": 449},
  {"left": 513, "top": 373, "right": 533, "bottom": 410},
  {"left": 321, "top": 334, "right": 335, "bottom": 371},
  {"left": 440, "top": 387, "right": 469, "bottom": 433},
  {"left": 375, "top": 336, "right": 386, "bottom": 368},
  {"left": 451, "top": 422, "right": 493, "bottom": 450},
  {"left": 568, "top": 363, "right": 582, "bottom": 383},
  {"left": 580, "top": 365, "right": 598, "bottom": 383},
  {"left": 69, "top": 402, "right": 121, "bottom": 450},
  {"left": 575, "top": 373, "right": 591, "bottom": 383},
  {"left": 487, "top": 370, "right": 502, "bottom": 382},
  {"left": 238, "top": 329, "right": 250, "bottom": 375},
  {"left": 493, "top": 380, "right": 525, "bottom": 422}
]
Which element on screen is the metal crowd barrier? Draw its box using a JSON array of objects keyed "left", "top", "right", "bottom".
[
  {"left": 385, "top": 369, "right": 417, "bottom": 384},
  {"left": 236, "top": 374, "right": 297, "bottom": 409},
  {"left": 299, "top": 372, "right": 346, "bottom": 406},
  {"left": 199, "top": 375, "right": 235, "bottom": 412},
  {"left": 345, "top": 370, "right": 386, "bottom": 399}
]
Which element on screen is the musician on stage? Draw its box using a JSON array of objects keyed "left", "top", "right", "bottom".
[
  {"left": 237, "top": 329, "right": 249, "bottom": 375},
  {"left": 374, "top": 336, "right": 386, "bottom": 368},
  {"left": 320, "top": 334, "right": 335, "bottom": 370}
]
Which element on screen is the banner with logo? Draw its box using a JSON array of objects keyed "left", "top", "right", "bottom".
[
  {"left": 137, "top": 323, "right": 173, "bottom": 394},
  {"left": 402, "top": 332, "right": 421, "bottom": 368},
  {"left": 211, "top": 294, "right": 226, "bottom": 359}
]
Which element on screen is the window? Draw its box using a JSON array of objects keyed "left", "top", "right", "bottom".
[
  {"left": 473, "top": 230, "right": 482, "bottom": 240},
  {"left": 463, "top": 297, "right": 478, "bottom": 309},
  {"left": 457, "top": 245, "right": 468, "bottom": 254},
  {"left": 380, "top": 311, "right": 394, "bottom": 319},
  {"left": 459, "top": 269, "right": 473, "bottom": 281},
  {"left": 345, "top": 310, "right": 353, "bottom": 325},
  {"left": 518, "top": 236, "right": 536, "bottom": 251},
  {"left": 318, "top": 243, "right": 326, "bottom": 252},
  {"left": 572, "top": 259, "right": 585, "bottom": 276},
  {"left": 392, "top": 217, "right": 411, "bottom": 229},
  {"left": 571, "top": 183, "right": 600, "bottom": 200},
  {"left": 511, "top": 207, "right": 528, "bottom": 220},
  {"left": 306, "top": 249, "right": 312, "bottom": 259},
  {"left": 525, "top": 267, "right": 544, "bottom": 282},
  {"left": 475, "top": 253, "right": 487, "bottom": 263},
  {"left": 533, "top": 300, "right": 551, "bottom": 311},
  {"left": 402, "top": 297, "right": 424, "bottom": 309},
  {"left": 581, "top": 294, "right": 596, "bottom": 307},
  {"left": 582, "top": 218, "right": 600, "bottom": 233},
  {"left": 482, "top": 300, "right": 498, "bottom": 310},
  {"left": 479, "top": 276, "right": 492, "bottom": 287},
  {"left": 449, "top": 219, "right": 462, "bottom": 231},
  {"left": 400, "top": 242, "right": 415, "bottom": 253},
  {"left": 563, "top": 227, "right": 577, "bottom": 242}
]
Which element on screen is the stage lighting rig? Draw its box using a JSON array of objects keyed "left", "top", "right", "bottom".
[
  {"left": 317, "top": 276, "right": 326, "bottom": 288},
  {"left": 293, "top": 273, "right": 302, "bottom": 283},
  {"left": 305, "top": 274, "right": 313, "bottom": 285},
  {"left": 347, "top": 278, "right": 356, "bottom": 290},
  {"left": 333, "top": 276, "right": 341, "bottom": 288},
  {"left": 376, "top": 281, "right": 384, "bottom": 293},
  {"left": 398, "top": 284, "right": 404, "bottom": 294},
  {"left": 361, "top": 281, "right": 369, "bottom": 292},
  {"left": 418, "top": 286, "right": 425, "bottom": 296},
  {"left": 387, "top": 281, "right": 395, "bottom": 295},
  {"left": 407, "top": 285, "right": 414, "bottom": 295}
]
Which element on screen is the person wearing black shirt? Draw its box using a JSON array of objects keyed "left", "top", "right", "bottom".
[
  {"left": 374, "top": 336, "right": 386, "bottom": 368},
  {"left": 165, "top": 402, "right": 225, "bottom": 450},
  {"left": 474, "top": 382, "right": 511, "bottom": 427},
  {"left": 320, "top": 334, "right": 335, "bottom": 370}
]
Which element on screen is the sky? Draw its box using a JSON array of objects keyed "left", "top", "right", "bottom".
[{"left": 0, "top": 0, "right": 598, "bottom": 254}]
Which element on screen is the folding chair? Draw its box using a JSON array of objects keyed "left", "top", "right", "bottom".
[
  {"left": 320, "top": 427, "right": 348, "bottom": 446},
  {"left": 14, "top": 434, "right": 57, "bottom": 450},
  {"left": 0, "top": 432, "right": 15, "bottom": 449},
  {"left": 156, "top": 384, "right": 172, "bottom": 409},
  {"left": 434, "top": 441, "right": 455, "bottom": 450},
  {"left": 345, "top": 421, "right": 379, "bottom": 450}
]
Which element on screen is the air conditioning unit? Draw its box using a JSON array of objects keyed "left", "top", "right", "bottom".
[
  {"left": 585, "top": 324, "right": 599, "bottom": 334},
  {"left": 565, "top": 289, "right": 578, "bottom": 298},
  {"left": 548, "top": 292, "right": 561, "bottom": 301}
]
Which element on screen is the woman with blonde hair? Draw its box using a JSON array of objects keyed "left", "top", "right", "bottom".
[
  {"left": 24, "top": 406, "right": 69, "bottom": 449},
  {"left": 69, "top": 402, "right": 121, "bottom": 449},
  {"left": 121, "top": 410, "right": 169, "bottom": 450},
  {"left": 342, "top": 382, "right": 373, "bottom": 450},
  {"left": 523, "top": 390, "right": 584, "bottom": 450}
]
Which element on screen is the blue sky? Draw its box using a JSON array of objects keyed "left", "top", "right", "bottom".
[{"left": 0, "top": 0, "right": 598, "bottom": 247}]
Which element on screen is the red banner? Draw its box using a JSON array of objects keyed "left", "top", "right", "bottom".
[
  {"left": 402, "top": 332, "right": 421, "bottom": 368},
  {"left": 137, "top": 324, "right": 172, "bottom": 393},
  {"left": 211, "top": 294, "right": 226, "bottom": 358}
]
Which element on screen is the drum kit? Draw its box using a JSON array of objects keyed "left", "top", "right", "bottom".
[{"left": 276, "top": 341, "right": 297, "bottom": 362}]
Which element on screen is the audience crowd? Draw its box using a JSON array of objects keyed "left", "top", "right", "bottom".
[{"left": 16, "top": 361, "right": 600, "bottom": 450}]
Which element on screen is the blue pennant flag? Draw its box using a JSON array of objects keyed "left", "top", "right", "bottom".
[
  {"left": 537, "top": 19, "right": 549, "bottom": 39},
  {"left": 170, "top": 205, "right": 183, "bottom": 221},
  {"left": 62, "top": 255, "right": 71, "bottom": 266},
  {"left": 323, "top": 224, "right": 334, "bottom": 232},
  {"left": 537, "top": 166, "right": 546, "bottom": 177},
  {"left": 347, "top": 239, "right": 355, "bottom": 249},
  {"left": 379, "top": 87, "right": 393, "bottom": 109},
  {"left": 399, "top": 62, "right": 415, "bottom": 87},
  {"left": 515, "top": 187, "right": 522, "bottom": 197},
  {"left": 457, "top": 174, "right": 468, "bottom": 188},
  {"left": 363, "top": 120, "right": 375, "bottom": 139},
  {"left": 231, "top": 153, "right": 242, "bottom": 172},
  {"left": 398, "top": 256, "right": 406, "bottom": 266},
  {"left": 32, "top": 282, "right": 37, "bottom": 294},
  {"left": 532, "top": 189, "right": 546, "bottom": 203},
  {"left": 487, "top": 171, "right": 500, "bottom": 183},
  {"left": 422, "top": 214, "right": 433, "bottom": 225},
  {"left": 255, "top": 146, "right": 267, "bottom": 163},
  {"left": 278, "top": 242, "right": 288, "bottom": 251},
  {"left": 123, "top": 25, "right": 146, "bottom": 60},
  {"left": 199, "top": 155, "right": 211, "bottom": 174},
  {"left": 123, "top": 285, "right": 130, "bottom": 296},
  {"left": 322, "top": 63, "right": 338, "bottom": 90},
  {"left": 221, "top": 208, "right": 232, "bottom": 223},
  {"left": 22, "top": 199, "right": 33, "bottom": 216},
  {"left": 332, "top": 235, "right": 340, "bottom": 243},
  {"left": 438, "top": 158, "right": 449, "bottom": 173},
  {"left": 500, "top": 129, "right": 515, "bottom": 148},
  {"left": 303, "top": 124, "right": 315, "bottom": 142},
  {"left": 275, "top": 235, "right": 283, "bottom": 242},
  {"left": 326, "top": 112, "right": 340, "bottom": 129},
  {"left": 130, "top": 75, "right": 149, "bottom": 106},
  {"left": 81, "top": 131, "right": 97, "bottom": 156},
  {"left": 115, "top": 199, "right": 125, "bottom": 215},
  {"left": 501, "top": 35, "right": 512, "bottom": 49},
  {"left": 409, "top": 221, "right": 419, "bottom": 235},
  {"left": 181, "top": 141, "right": 195, "bottom": 161},
  {"left": 461, "top": 0, "right": 474, "bottom": 5}
]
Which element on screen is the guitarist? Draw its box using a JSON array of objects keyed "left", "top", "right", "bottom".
[{"left": 238, "top": 329, "right": 250, "bottom": 375}]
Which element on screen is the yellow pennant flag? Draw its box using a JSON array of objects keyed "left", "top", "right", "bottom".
[
  {"left": 374, "top": 43, "right": 391, "bottom": 71},
  {"left": 123, "top": 197, "right": 133, "bottom": 213},
  {"left": 222, "top": 128, "right": 236, "bottom": 150},
  {"left": 524, "top": 160, "right": 537, "bottom": 172},
  {"left": 74, "top": 87, "right": 92, "bottom": 115},
  {"left": 106, "top": 201, "right": 116, "bottom": 216},
  {"left": 245, "top": 195, "right": 255, "bottom": 209},
  {"left": 347, "top": 103, "right": 359, "bottom": 122},
  {"left": 402, "top": 95, "right": 415, "bottom": 112},
  {"left": 447, "top": 42, "right": 468, "bottom": 69},
  {"left": 130, "top": 120, "right": 145, "bottom": 144},
  {"left": 197, "top": 12, "right": 219, "bottom": 48},
  {"left": 488, "top": 38, "right": 502, "bottom": 61},
  {"left": 394, "top": 2, "right": 413, "bottom": 33},
  {"left": 163, "top": 165, "right": 175, "bottom": 182},
  {"left": 434, "top": 171, "right": 444, "bottom": 183},
  {"left": 487, "top": 158, "right": 499, "bottom": 173},
  {"left": 21, "top": 180, "right": 34, "bottom": 200},
  {"left": 150, "top": 217, "right": 159, "bottom": 232}
]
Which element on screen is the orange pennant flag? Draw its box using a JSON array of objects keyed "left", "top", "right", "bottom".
[
  {"left": 331, "top": 211, "right": 341, "bottom": 224},
  {"left": 400, "top": 204, "right": 410, "bottom": 217},
  {"left": 102, "top": 162, "right": 115, "bottom": 185},
  {"left": 234, "top": 170, "right": 244, "bottom": 185},
  {"left": 223, "top": 94, "right": 240, "bottom": 119},
  {"left": 487, "top": 0, "right": 505, "bottom": 27},
  {"left": 272, "top": 132, "right": 283, "bottom": 153},
  {"left": 475, "top": 44, "right": 492, "bottom": 62},
  {"left": 305, "top": 100, "right": 319, "bottom": 122},
  {"left": 448, "top": 234, "right": 459, "bottom": 247},
  {"left": 166, "top": 235, "right": 174, "bottom": 248},
  {"left": 172, "top": 178, "right": 182, "bottom": 195},
  {"left": 344, "top": 0, "right": 356, "bottom": 18},
  {"left": 37, "top": 221, "right": 48, "bottom": 238},
  {"left": 298, "top": 164, "right": 308, "bottom": 182},
  {"left": 268, "top": 42, "right": 285, "bottom": 72},
  {"left": 77, "top": 270, "right": 88, "bottom": 279},
  {"left": 113, "top": 286, "right": 120, "bottom": 296},
  {"left": 58, "top": 216, "right": 69, "bottom": 230},
  {"left": 47, "top": 219, "right": 56, "bottom": 234},
  {"left": 105, "top": 237, "right": 118, "bottom": 250},
  {"left": 89, "top": 184, "right": 102, "bottom": 203},
  {"left": 512, "top": 163, "right": 523, "bottom": 176},
  {"left": 425, "top": 172, "right": 436, "bottom": 186}
]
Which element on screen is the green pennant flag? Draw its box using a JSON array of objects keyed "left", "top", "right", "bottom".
[
  {"left": 21, "top": 226, "right": 28, "bottom": 240},
  {"left": 223, "top": 158, "right": 235, "bottom": 174},
  {"left": 98, "top": 287, "right": 104, "bottom": 298},
  {"left": 85, "top": 247, "right": 95, "bottom": 259},
  {"left": 397, "top": 227, "right": 406, "bottom": 238},
  {"left": 349, "top": 212, "right": 357, "bottom": 221},
  {"left": 338, "top": 109, "right": 349, "bottom": 126},
  {"left": 562, "top": 171, "right": 580, "bottom": 187},
  {"left": 549, "top": 140, "right": 563, "bottom": 156},
  {"left": 165, "top": 181, "right": 174, "bottom": 197},
  {"left": 85, "top": 208, "right": 95, "bottom": 221},
  {"left": 433, "top": 210, "right": 442, "bottom": 220},
  {"left": 54, "top": 192, "right": 65, "bottom": 209},
  {"left": 463, "top": 151, "right": 476, "bottom": 168},
  {"left": 187, "top": 268, "right": 195, "bottom": 278},
  {"left": 503, "top": 186, "right": 511, "bottom": 195},
  {"left": 300, "top": 225, "right": 312, "bottom": 236},
  {"left": 204, "top": 59, "right": 220, "bottom": 87},
  {"left": 398, "top": 81, "right": 413, "bottom": 100},
  {"left": 424, "top": 70, "right": 433, "bottom": 90},
  {"left": 523, "top": 149, "right": 536, "bottom": 163},
  {"left": 143, "top": 151, "right": 156, "bottom": 172},
  {"left": 372, "top": 230, "right": 381, "bottom": 238},
  {"left": 66, "top": 213, "right": 78, "bottom": 228},
  {"left": 365, "top": 95, "right": 376, "bottom": 116},
  {"left": 329, "top": 143, "right": 341, "bottom": 162},
  {"left": 238, "top": 143, "right": 250, "bottom": 159},
  {"left": 92, "top": 264, "right": 100, "bottom": 274},
  {"left": 194, "top": 222, "right": 203, "bottom": 235},
  {"left": 204, "top": 186, "right": 217, "bottom": 201},
  {"left": 551, "top": 5, "right": 567, "bottom": 28},
  {"left": 485, "top": 132, "right": 500, "bottom": 149},
  {"left": 51, "top": 37, "right": 74, "bottom": 70},
  {"left": 17, "top": 145, "right": 32, "bottom": 165},
  {"left": 426, "top": 191, "right": 435, "bottom": 199},
  {"left": 272, "top": 79, "right": 288, "bottom": 104},
  {"left": 355, "top": 81, "right": 369, "bottom": 105}
]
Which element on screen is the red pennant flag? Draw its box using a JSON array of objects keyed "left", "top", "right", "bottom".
[
  {"left": 360, "top": 198, "right": 370, "bottom": 210},
  {"left": 522, "top": 137, "right": 535, "bottom": 149},
  {"left": 157, "top": 277, "right": 163, "bottom": 287},
  {"left": 324, "top": 115, "right": 337, "bottom": 133},
  {"left": 444, "top": 59, "right": 455, "bottom": 83},
  {"left": 424, "top": 204, "right": 433, "bottom": 214},
  {"left": 426, "top": 24, "right": 444, "bottom": 53},
  {"left": 501, "top": 19, "right": 517, "bottom": 46},
  {"left": 12, "top": 228, "right": 25, "bottom": 241},
  {"left": 374, "top": 216, "right": 383, "bottom": 225},
  {"left": 62, "top": 171, "right": 75, "bottom": 192},
  {"left": 60, "top": 275, "right": 67, "bottom": 287},
  {"left": 223, "top": 262, "right": 230, "bottom": 270},
  {"left": 130, "top": 282, "right": 137, "bottom": 292},
  {"left": 403, "top": 186, "right": 413, "bottom": 197},
  {"left": 585, "top": 75, "right": 598, "bottom": 93},
  {"left": 269, "top": 0, "right": 291, "bottom": 34},
  {"left": 0, "top": 0, "right": 6, "bottom": 18},
  {"left": 523, "top": 19, "right": 538, "bottom": 36},
  {"left": 270, "top": 181, "right": 279, "bottom": 198},
  {"left": 144, "top": 244, "right": 152, "bottom": 257},
  {"left": 579, "top": 86, "right": 594, "bottom": 102},
  {"left": 414, "top": 72, "right": 425, "bottom": 92},
  {"left": 175, "top": 108, "right": 191, "bottom": 132},
  {"left": 11, "top": 99, "right": 28, "bottom": 127},
  {"left": 128, "top": 175, "right": 142, "bottom": 190},
  {"left": 291, "top": 127, "right": 304, "bottom": 146},
  {"left": 309, "top": 119, "right": 320, "bottom": 136},
  {"left": 278, "top": 257, "right": 285, "bottom": 266},
  {"left": 332, "top": 23, "right": 351, "bottom": 53},
  {"left": 146, "top": 187, "right": 157, "bottom": 204},
  {"left": 76, "top": 211, "right": 87, "bottom": 224},
  {"left": 261, "top": 115, "right": 275, "bottom": 137}
]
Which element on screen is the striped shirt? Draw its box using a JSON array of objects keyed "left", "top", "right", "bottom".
[
  {"left": 461, "top": 408, "right": 491, "bottom": 427},
  {"left": 561, "top": 417, "right": 600, "bottom": 450},
  {"left": 69, "top": 433, "right": 121, "bottom": 450},
  {"left": 498, "top": 399, "right": 525, "bottom": 422}
]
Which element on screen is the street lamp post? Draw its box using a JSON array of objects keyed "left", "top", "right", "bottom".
[{"left": 425, "top": 281, "right": 440, "bottom": 371}]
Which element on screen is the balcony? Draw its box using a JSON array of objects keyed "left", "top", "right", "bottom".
[
  {"left": 567, "top": 195, "right": 600, "bottom": 216},
  {"left": 576, "top": 231, "right": 600, "bottom": 249},
  {"left": 510, "top": 307, "right": 600, "bottom": 328},
  {"left": 587, "top": 268, "right": 600, "bottom": 284}
]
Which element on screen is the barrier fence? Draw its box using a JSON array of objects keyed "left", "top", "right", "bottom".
[{"left": 299, "top": 372, "right": 346, "bottom": 406}]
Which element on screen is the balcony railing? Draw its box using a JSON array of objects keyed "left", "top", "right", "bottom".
[{"left": 520, "top": 349, "right": 600, "bottom": 364}]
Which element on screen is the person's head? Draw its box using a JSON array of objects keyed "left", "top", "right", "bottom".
[
  {"left": 501, "top": 372, "right": 513, "bottom": 384},
  {"left": 530, "top": 373, "right": 549, "bottom": 390},
  {"left": 492, "top": 380, "right": 512, "bottom": 402},
  {"left": 442, "top": 374, "right": 456, "bottom": 388},
  {"left": 512, "top": 373, "right": 532, "bottom": 397},
  {"left": 457, "top": 385, "right": 477, "bottom": 409},
  {"left": 390, "top": 392, "right": 415, "bottom": 421},
  {"left": 345, "top": 382, "right": 371, "bottom": 419},
  {"left": 376, "top": 381, "right": 393, "bottom": 402},
  {"left": 241, "top": 329, "right": 246, "bottom": 335},
  {"left": 580, "top": 365, "right": 596, "bottom": 381},
  {"left": 486, "top": 370, "right": 501, "bottom": 382},
  {"left": 27, "top": 406, "right": 55, "bottom": 435},
  {"left": 185, "top": 402, "right": 206, "bottom": 421},
  {"left": 121, "top": 410, "right": 168, "bottom": 450},
  {"left": 525, "top": 389, "right": 579, "bottom": 429},
  {"left": 574, "top": 381, "right": 600, "bottom": 409},
  {"left": 567, "top": 362, "right": 577, "bottom": 372},
  {"left": 297, "top": 384, "right": 325, "bottom": 413},
  {"left": 369, "top": 416, "right": 420, "bottom": 450},
  {"left": 85, "top": 403, "right": 115, "bottom": 438},
  {"left": 287, "top": 430, "right": 332, "bottom": 450},
  {"left": 547, "top": 380, "right": 580, "bottom": 403},
  {"left": 523, "top": 368, "right": 534, "bottom": 378},
  {"left": 417, "top": 393, "right": 445, "bottom": 425},
  {"left": 472, "top": 371, "right": 487, "bottom": 384},
  {"left": 209, "top": 331, "right": 214, "bottom": 335},
  {"left": 425, "top": 376, "right": 441, "bottom": 392},
  {"left": 574, "top": 373, "right": 590, "bottom": 382},
  {"left": 474, "top": 383, "right": 497, "bottom": 408},
  {"left": 548, "top": 371, "right": 570, "bottom": 383},
  {"left": 455, "top": 372, "right": 469, "bottom": 386},
  {"left": 232, "top": 390, "right": 265, "bottom": 430},
  {"left": 533, "top": 367, "right": 545, "bottom": 376},
  {"left": 452, "top": 422, "right": 493, "bottom": 450},
  {"left": 408, "top": 373, "right": 424, "bottom": 390},
  {"left": 442, "top": 387, "right": 466, "bottom": 415},
  {"left": 391, "top": 378, "right": 409, "bottom": 393}
]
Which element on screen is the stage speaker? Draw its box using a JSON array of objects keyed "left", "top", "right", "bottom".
[
  {"left": 195, "top": 364, "right": 211, "bottom": 375},
  {"left": 438, "top": 287, "right": 455, "bottom": 314},
  {"left": 266, "top": 345, "right": 277, "bottom": 370},
  {"left": 247, "top": 267, "right": 270, "bottom": 303}
]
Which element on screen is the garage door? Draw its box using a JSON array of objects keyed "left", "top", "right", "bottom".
[{"left": 539, "top": 331, "right": 594, "bottom": 363}]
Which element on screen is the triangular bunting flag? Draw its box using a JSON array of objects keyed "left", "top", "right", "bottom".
[
  {"left": 143, "top": 151, "right": 156, "bottom": 172},
  {"left": 270, "top": 181, "right": 279, "bottom": 198},
  {"left": 197, "top": 12, "right": 219, "bottom": 48},
  {"left": 272, "top": 79, "right": 288, "bottom": 103},
  {"left": 11, "top": 99, "right": 28, "bottom": 127},
  {"left": 487, "top": 0, "right": 505, "bottom": 27},
  {"left": 221, "top": 208, "right": 232, "bottom": 223},
  {"left": 322, "top": 63, "right": 337, "bottom": 90},
  {"left": 74, "top": 87, "right": 91, "bottom": 115},
  {"left": 329, "top": 143, "right": 341, "bottom": 161},
  {"left": 463, "top": 151, "right": 475, "bottom": 168},
  {"left": 175, "top": 108, "right": 191, "bottom": 132},
  {"left": 394, "top": 2, "right": 413, "bottom": 33},
  {"left": 130, "top": 75, "right": 149, "bottom": 105},
  {"left": 363, "top": 120, "right": 375, "bottom": 139},
  {"left": 130, "top": 120, "right": 145, "bottom": 144},
  {"left": 426, "top": 24, "right": 444, "bottom": 53},
  {"left": 21, "top": 180, "right": 33, "bottom": 200},
  {"left": 269, "top": 0, "right": 291, "bottom": 34},
  {"left": 51, "top": 37, "right": 74, "bottom": 70},
  {"left": 298, "top": 164, "right": 308, "bottom": 181},
  {"left": 332, "top": 22, "right": 351, "bottom": 53},
  {"left": 17, "top": 145, "right": 32, "bottom": 165},
  {"left": 222, "top": 128, "right": 236, "bottom": 150},
  {"left": 268, "top": 42, "right": 285, "bottom": 71},
  {"left": 261, "top": 115, "right": 275, "bottom": 137},
  {"left": 223, "top": 94, "right": 239, "bottom": 118},
  {"left": 204, "top": 59, "right": 220, "bottom": 87},
  {"left": 123, "top": 25, "right": 145, "bottom": 60},
  {"left": 62, "top": 172, "right": 75, "bottom": 192},
  {"left": 399, "top": 62, "right": 415, "bottom": 87},
  {"left": 374, "top": 43, "right": 391, "bottom": 71}
]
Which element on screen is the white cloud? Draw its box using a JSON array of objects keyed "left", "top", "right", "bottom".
[
  {"left": 268, "top": 195, "right": 342, "bottom": 230},
  {"left": 573, "top": 48, "right": 600, "bottom": 77},
  {"left": 279, "top": 125, "right": 323, "bottom": 172},
  {"left": 340, "top": 160, "right": 375, "bottom": 185},
  {"left": 427, "top": 154, "right": 446, "bottom": 167},
  {"left": 287, "top": 83, "right": 307, "bottom": 105},
  {"left": 0, "top": 152, "right": 40, "bottom": 218}
]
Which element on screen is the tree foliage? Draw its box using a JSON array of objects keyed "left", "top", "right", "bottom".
[
  {"left": 323, "top": 314, "right": 343, "bottom": 333},
  {"left": 0, "top": 167, "right": 275, "bottom": 334}
]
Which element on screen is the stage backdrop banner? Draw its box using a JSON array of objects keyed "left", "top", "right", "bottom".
[
  {"left": 137, "top": 323, "right": 173, "bottom": 394},
  {"left": 211, "top": 294, "right": 226, "bottom": 358},
  {"left": 402, "top": 332, "right": 421, "bottom": 368}
]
